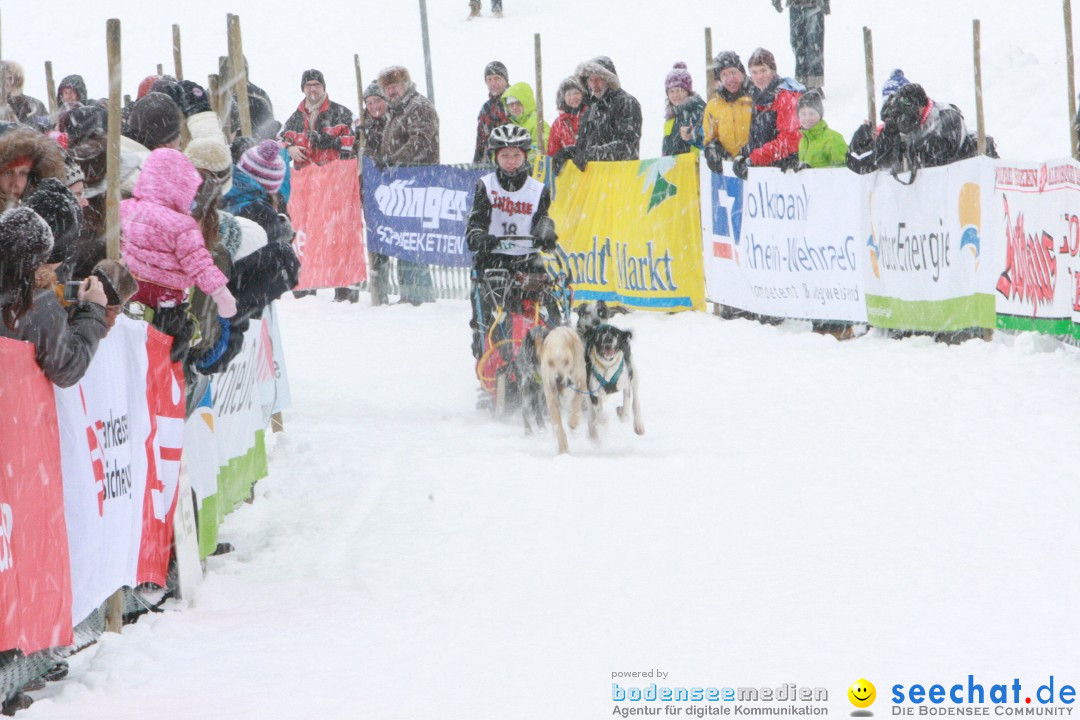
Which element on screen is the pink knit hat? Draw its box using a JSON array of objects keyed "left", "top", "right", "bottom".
[
  {"left": 238, "top": 139, "right": 286, "bottom": 193},
  {"left": 665, "top": 62, "right": 693, "bottom": 93}
]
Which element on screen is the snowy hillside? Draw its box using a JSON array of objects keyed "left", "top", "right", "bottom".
[
  {"left": 6, "top": 1, "right": 1080, "bottom": 718},
  {"left": 4, "top": 0, "right": 1077, "bottom": 163}
]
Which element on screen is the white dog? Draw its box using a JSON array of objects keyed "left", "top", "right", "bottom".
[{"left": 539, "top": 326, "right": 587, "bottom": 454}]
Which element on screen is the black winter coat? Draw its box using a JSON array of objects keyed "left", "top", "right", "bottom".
[
  {"left": 473, "top": 94, "right": 511, "bottom": 164},
  {"left": 574, "top": 87, "right": 642, "bottom": 166}
]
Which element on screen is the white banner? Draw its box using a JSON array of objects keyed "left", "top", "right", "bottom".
[
  {"left": 55, "top": 317, "right": 152, "bottom": 625},
  {"left": 864, "top": 156, "right": 1000, "bottom": 330},
  {"left": 264, "top": 302, "right": 292, "bottom": 415},
  {"left": 993, "top": 158, "right": 1080, "bottom": 335},
  {"left": 703, "top": 161, "right": 869, "bottom": 322}
]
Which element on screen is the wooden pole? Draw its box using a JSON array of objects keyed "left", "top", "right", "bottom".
[
  {"left": 1067, "top": 0, "right": 1079, "bottom": 159},
  {"left": 172, "top": 24, "right": 184, "bottom": 82},
  {"left": 534, "top": 33, "right": 546, "bottom": 155},
  {"left": 354, "top": 54, "right": 384, "bottom": 308},
  {"left": 208, "top": 73, "right": 220, "bottom": 115},
  {"left": 419, "top": 0, "right": 435, "bottom": 106},
  {"left": 105, "top": 589, "right": 124, "bottom": 633},
  {"left": 973, "top": 19, "right": 986, "bottom": 155},
  {"left": 227, "top": 14, "right": 252, "bottom": 137},
  {"left": 705, "top": 27, "right": 713, "bottom": 94},
  {"left": 0, "top": 62, "right": 8, "bottom": 122},
  {"left": 106, "top": 19, "right": 122, "bottom": 262},
  {"left": 354, "top": 54, "right": 366, "bottom": 153},
  {"left": 45, "top": 61, "right": 57, "bottom": 115},
  {"left": 863, "top": 27, "right": 877, "bottom": 125},
  {"left": 156, "top": 63, "right": 164, "bottom": 77},
  {"left": 216, "top": 56, "right": 231, "bottom": 132}
]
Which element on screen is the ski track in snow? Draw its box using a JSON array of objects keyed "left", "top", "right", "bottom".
[{"left": 24, "top": 296, "right": 1080, "bottom": 719}]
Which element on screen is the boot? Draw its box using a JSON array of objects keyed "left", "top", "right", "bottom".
[{"left": 468, "top": 0, "right": 481, "bottom": 18}]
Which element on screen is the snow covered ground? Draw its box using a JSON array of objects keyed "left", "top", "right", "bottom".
[
  {"left": 22, "top": 295, "right": 1080, "bottom": 719},
  {"left": 7, "top": 0, "right": 1080, "bottom": 717}
]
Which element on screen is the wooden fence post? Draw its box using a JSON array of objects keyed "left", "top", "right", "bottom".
[
  {"left": 227, "top": 14, "right": 252, "bottom": 137},
  {"left": 973, "top": 19, "right": 986, "bottom": 155},
  {"left": 863, "top": 27, "right": 877, "bottom": 125},
  {"left": 105, "top": 19, "right": 122, "bottom": 262},
  {"left": 45, "top": 61, "right": 57, "bottom": 115},
  {"left": 419, "top": 0, "right": 435, "bottom": 105},
  {"left": 534, "top": 33, "right": 546, "bottom": 155}
]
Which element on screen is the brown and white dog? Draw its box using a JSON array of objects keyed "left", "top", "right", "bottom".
[{"left": 539, "top": 325, "right": 587, "bottom": 454}]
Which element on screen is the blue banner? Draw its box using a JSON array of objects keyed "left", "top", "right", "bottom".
[{"left": 362, "top": 158, "right": 486, "bottom": 268}]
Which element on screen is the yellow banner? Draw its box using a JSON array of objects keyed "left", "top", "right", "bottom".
[{"left": 549, "top": 153, "right": 705, "bottom": 311}]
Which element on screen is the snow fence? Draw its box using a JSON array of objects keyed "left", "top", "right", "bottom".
[{"left": 0, "top": 304, "right": 291, "bottom": 703}]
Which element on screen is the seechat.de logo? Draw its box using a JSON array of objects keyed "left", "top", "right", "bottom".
[{"left": 850, "top": 679, "right": 877, "bottom": 715}]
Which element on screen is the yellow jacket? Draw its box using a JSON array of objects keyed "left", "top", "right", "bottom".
[{"left": 701, "top": 92, "right": 752, "bottom": 159}]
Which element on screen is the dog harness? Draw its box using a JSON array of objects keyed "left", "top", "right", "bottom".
[{"left": 588, "top": 351, "right": 624, "bottom": 395}]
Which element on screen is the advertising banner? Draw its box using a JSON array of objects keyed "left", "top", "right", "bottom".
[
  {"left": 0, "top": 338, "right": 72, "bottom": 654},
  {"left": 993, "top": 159, "right": 1080, "bottom": 337},
  {"left": 190, "top": 328, "right": 269, "bottom": 559},
  {"left": 290, "top": 157, "right": 368, "bottom": 290},
  {"left": 55, "top": 316, "right": 182, "bottom": 624},
  {"left": 362, "top": 157, "right": 484, "bottom": 268},
  {"left": 864, "top": 156, "right": 999, "bottom": 331},
  {"left": 703, "top": 162, "right": 869, "bottom": 322},
  {"left": 549, "top": 154, "right": 706, "bottom": 311}
]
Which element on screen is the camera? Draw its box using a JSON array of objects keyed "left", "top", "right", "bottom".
[{"left": 62, "top": 280, "right": 83, "bottom": 303}]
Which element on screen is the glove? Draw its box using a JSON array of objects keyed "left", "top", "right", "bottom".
[
  {"left": 210, "top": 285, "right": 237, "bottom": 318},
  {"left": 551, "top": 145, "right": 575, "bottom": 176},
  {"left": 703, "top": 140, "right": 726, "bottom": 175},
  {"left": 532, "top": 216, "right": 558, "bottom": 252},
  {"left": 732, "top": 155, "right": 750, "bottom": 180},
  {"left": 179, "top": 80, "right": 212, "bottom": 117},
  {"left": 309, "top": 131, "right": 342, "bottom": 150},
  {"left": 572, "top": 145, "right": 589, "bottom": 172},
  {"left": 849, "top": 122, "right": 875, "bottom": 155},
  {"left": 472, "top": 234, "right": 499, "bottom": 258},
  {"left": 792, "top": 162, "right": 811, "bottom": 173}
]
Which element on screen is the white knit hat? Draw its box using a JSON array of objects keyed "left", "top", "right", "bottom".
[{"left": 185, "top": 137, "right": 234, "bottom": 195}]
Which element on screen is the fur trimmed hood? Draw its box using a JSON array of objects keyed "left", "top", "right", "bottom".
[
  {"left": 576, "top": 57, "right": 622, "bottom": 93},
  {"left": 0, "top": 126, "right": 65, "bottom": 198}
]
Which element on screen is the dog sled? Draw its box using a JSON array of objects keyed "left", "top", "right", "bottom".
[{"left": 473, "top": 237, "right": 573, "bottom": 417}]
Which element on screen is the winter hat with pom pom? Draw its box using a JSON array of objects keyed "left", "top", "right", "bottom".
[
  {"left": 238, "top": 139, "right": 286, "bottom": 193},
  {"left": 665, "top": 62, "right": 693, "bottom": 93},
  {"left": 882, "top": 68, "right": 911, "bottom": 99},
  {"left": 23, "top": 178, "right": 83, "bottom": 265}
]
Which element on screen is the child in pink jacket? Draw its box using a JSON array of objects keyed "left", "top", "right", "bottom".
[{"left": 121, "top": 148, "right": 236, "bottom": 361}]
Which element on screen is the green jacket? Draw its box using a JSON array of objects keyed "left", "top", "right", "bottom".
[
  {"left": 501, "top": 81, "right": 551, "bottom": 161},
  {"left": 798, "top": 119, "right": 847, "bottom": 168}
]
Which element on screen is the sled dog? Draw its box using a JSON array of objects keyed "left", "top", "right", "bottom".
[{"left": 539, "top": 326, "right": 587, "bottom": 454}]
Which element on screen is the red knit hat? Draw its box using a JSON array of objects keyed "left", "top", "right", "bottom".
[{"left": 137, "top": 74, "right": 163, "bottom": 100}]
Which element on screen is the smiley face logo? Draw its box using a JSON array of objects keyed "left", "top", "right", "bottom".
[{"left": 848, "top": 679, "right": 876, "bottom": 709}]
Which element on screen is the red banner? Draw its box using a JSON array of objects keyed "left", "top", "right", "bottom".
[
  {"left": 289, "top": 157, "right": 368, "bottom": 290},
  {"left": 0, "top": 338, "right": 73, "bottom": 654},
  {"left": 136, "top": 327, "right": 185, "bottom": 587}
]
